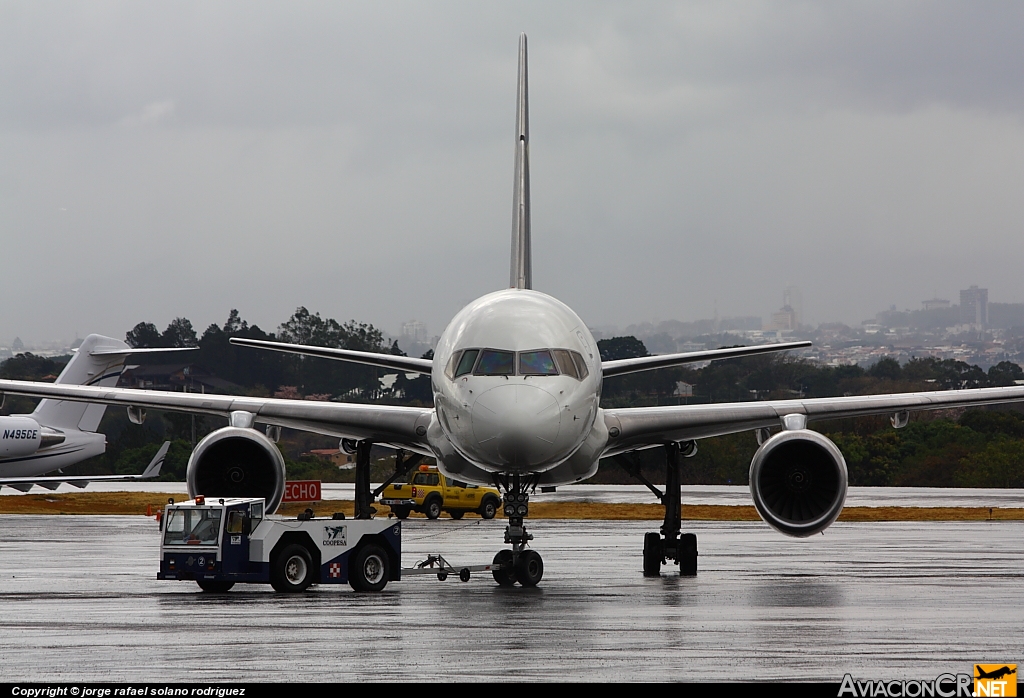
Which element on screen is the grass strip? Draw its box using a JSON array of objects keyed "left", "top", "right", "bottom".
[{"left": 1, "top": 492, "right": 1022, "bottom": 521}]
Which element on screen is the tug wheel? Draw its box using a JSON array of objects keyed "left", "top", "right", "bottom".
[{"left": 271, "top": 544, "right": 314, "bottom": 593}]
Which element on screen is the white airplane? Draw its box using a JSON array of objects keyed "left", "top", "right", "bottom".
[
  {"left": 0, "top": 334, "right": 187, "bottom": 491},
  {"left": 4, "top": 35, "right": 1024, "bottom": 586}
]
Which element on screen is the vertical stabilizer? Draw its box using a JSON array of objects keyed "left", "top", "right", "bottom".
[
  {"left": 510, "top": 33, "right": 532, "bottom": 290},
  {"left": 31, "top": 335, "right": 133, "bottom": 431}
]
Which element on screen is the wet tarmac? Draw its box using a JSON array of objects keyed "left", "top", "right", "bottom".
[{"left": 2, "top": 515, "right": 1022, "bottom": 681}]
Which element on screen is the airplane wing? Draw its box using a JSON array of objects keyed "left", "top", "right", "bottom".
[
  {"left": 0, "top": 441, "right": 169, "bottom": 492},
  {"left": 227, "top": 337, "right": 433, "bottom": 375},
  {"left": 0, "top": 380, "right": 434, "bottom": 450},
  {"left": 602, "top": 385, "right": 1024, "bottom": 454},
  {"left": 601, "top": 341, "right": 812, "bottom": 377}
]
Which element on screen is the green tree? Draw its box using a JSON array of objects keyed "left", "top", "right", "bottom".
[
  {"left": 126, "top": 322, "right": 161, "bottom": 348},
  {"left": 162, "top": 317, "right": 199, "bottom": 348}
]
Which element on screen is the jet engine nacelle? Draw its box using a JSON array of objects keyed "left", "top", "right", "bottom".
[
  {"left": 748, "top": 429, "right": 848, "bottom": 538},
  {"left": 186, "top": 426, "right": 287, "bottom": 513},
  {"left": 0, "top": 416, "right": 42, "bottom": 457}
]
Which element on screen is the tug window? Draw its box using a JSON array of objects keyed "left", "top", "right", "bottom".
[
  {"left": 519, "top": 350, "right": 558, "bottom": 376},
  {"left": 163, "top": 508, "right": 222, "bottom": 546},
  {"left": 454, "top": 349, "right": 479, "bottom": 377},
  {"left": 226, "top": 510, "right": 246, "bottom": 534},
  {"left": 475, "top": 350, "right": 515, "bottom": 376}
]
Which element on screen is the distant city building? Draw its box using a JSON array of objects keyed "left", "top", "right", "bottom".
[
  {"left": 922, "top": 298, "right": 950, "bottom": 311},
  {"left": 960, "top": 286, "right": 989, "bottom": 327},
  {"left": 783, "top": 286, "right": 803, "bottom": 326},
  {"left": 401, "top": 321, "right": 428, "bottom": 343},
  {"left": 766, "top": 306, "right": 798, "bottom": 331},
  {"left": 674, "top": 381, "right": 694, "bottom": 397},
  {"left": 303, "top": 448, "right": 355, "bottom": 467}
]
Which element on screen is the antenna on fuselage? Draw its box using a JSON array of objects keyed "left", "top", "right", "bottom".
[{"left": 510, "top": 33, "right": 531, "bottom": 290}]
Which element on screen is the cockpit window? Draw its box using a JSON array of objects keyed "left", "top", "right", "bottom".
[
  {"left": 475, "top": 350, "right": 515, "bottom": 376},
  {"left": 519, "top": 350, "right": 558, "bottom": 376},
  {"left": 446, "top": 351, "right": 462, "bottom": 380},
  {"left": 455, "top": 349, "right": 479, "bottom": 377},
  {"left": 552, "top": 350, "right": 579, "bottom": 379},
  {"left": 571, "top": 351, "right": 589, "bottom": 379}
]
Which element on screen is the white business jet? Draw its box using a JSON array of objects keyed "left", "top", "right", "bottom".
[
  {"left": 0, "top": 334, "right": 187, "bottom": 490},
  {"left": 4, "top": 36, "right": 1024, "bottom": 586}
]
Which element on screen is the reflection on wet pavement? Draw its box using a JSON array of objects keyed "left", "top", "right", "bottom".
[{"left": 1, "top": 515, "right": 1022, "bottom": 681}]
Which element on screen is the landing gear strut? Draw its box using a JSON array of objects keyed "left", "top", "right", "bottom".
[
  {"left": 354, "top": 440, "right": 375, "bottom": 520},
  {"left": 491, "top": 473, "right": 543, "bottom": 587},
  {"left": 617, "top": 442, "right": 698, "bottom": 577}
]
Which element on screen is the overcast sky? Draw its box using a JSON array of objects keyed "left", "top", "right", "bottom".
[{"left": 3, "top": 2, "right": 1024, "bottom": 344}]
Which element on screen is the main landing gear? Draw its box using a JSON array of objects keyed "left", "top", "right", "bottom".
[
  {"left": 617, "top": 442, "right": 698, "bottom": 577},
  {"left": 490, "top": 473, "right": 543, "bottom": 587}
]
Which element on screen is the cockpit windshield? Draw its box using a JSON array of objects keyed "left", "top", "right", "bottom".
[
  {"left": 475, "top": 350, "right": 515, "bottom": 376},
  {"left": 449, "top": 347, "right": 589, "bottom": 380},
  {"left": 519, "top": 350, "right": 558, "bottom": 375}
]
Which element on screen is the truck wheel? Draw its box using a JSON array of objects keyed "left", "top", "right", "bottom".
[
  {"left": 271, "top": 544, "right": 314, "bottom": 593},
  {"left": 479, "top": 498, "right": 498, "bottom": 520},
  {"left": 350, "top": 544, "right": 389, "bottom": 592},
  {"left": 393, "top": 506, "right": 411, "bottom": 519},
  {"left": 450, "top": 510, "right": 464, "bottom": 520},
  {"left": 424, "top": 496, "right": 442, "bottom": 520},
  {"left": 196, "top": 580, "right": 234, "bottom": 593}
]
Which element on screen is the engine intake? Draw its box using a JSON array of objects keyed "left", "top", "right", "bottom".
[
  {"left": 749, "top": 429, "right": 847, "bottom": 538},
  {"left": 187, "top": 426, "right": 286, "bottom": 513}
]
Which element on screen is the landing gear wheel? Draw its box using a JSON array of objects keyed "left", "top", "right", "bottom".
[
  {"left": 515, "top": 550, "right": 543, "bottom": 587},
  {"left": 450, "top": 510, "right": 464, "bottom": 520},
  {"left": 479, "top": 498, "right": 498, "bottom": 520},
  {"left": 643, "top": 532, "right": 662, "bottom": 577},
  {"left": 393, "top": 506, "right": 410, "bottom": 520},
  {"left": 271, "top": 544, "right": 314, "bottom": 593},
  {"left": 349, "top": 544, "right": 389, "bottom": 592},
  {"left": 492, "top": 549, "right": 516, "bottom": 586},
  {"left": 196, "top": 580, "right": 234, "bottom": 592},
  {"left": 424, "top": 496, "right": 442, "bottom": 520},
  {"left": 679, "top": 533, "right": 698, "bottom": 576}
]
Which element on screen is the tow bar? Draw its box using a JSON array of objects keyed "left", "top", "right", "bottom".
[{"left": 403, "top": 553, "right": 497, "bottom": 582}]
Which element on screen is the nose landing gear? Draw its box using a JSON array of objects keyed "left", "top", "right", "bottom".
[{"left": 491, "top": 474, "right": 543, "bottom": 587}]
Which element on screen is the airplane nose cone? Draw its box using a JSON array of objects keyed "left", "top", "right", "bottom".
[{"left": 471, "top": 384, "right": 561, "bottom": 469}]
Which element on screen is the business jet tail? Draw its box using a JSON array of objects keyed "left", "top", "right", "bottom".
[
  {"left": 31, "top": 335, "right": 196, "bottom": 432},
  {"left": 510, "top": 32, "right": 531, "bottom": 290}
]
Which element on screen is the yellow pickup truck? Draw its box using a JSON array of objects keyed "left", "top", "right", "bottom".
[{"left": 379, "top": 465, "right": 501, "bottom": 520}]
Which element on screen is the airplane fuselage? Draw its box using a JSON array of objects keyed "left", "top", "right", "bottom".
[
  {"left": 0, "top": 422, "right": 105, "bottom": 478},
  {"left": 430, "top": 289, "right": 604, "bottom": 481}
]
